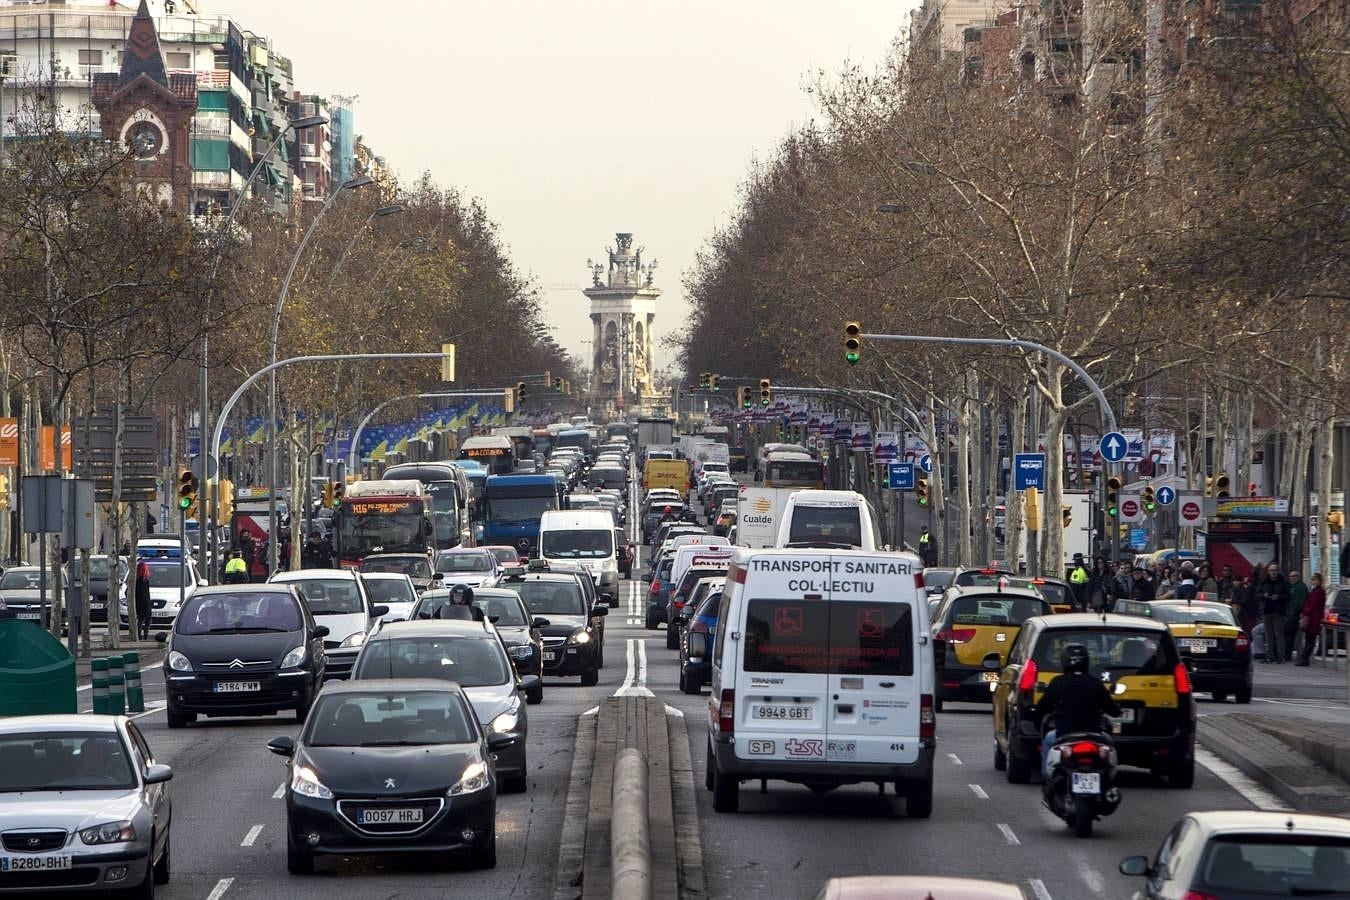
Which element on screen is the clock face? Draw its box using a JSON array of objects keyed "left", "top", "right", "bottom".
[{"left": 128, "top": 121, "right": 163, "bottom": 159}]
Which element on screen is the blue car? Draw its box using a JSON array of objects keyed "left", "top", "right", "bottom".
[{"left": 678, "top": 587, "right": 722, "bottom": 694}]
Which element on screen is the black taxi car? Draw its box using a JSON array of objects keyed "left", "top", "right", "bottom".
[
  {"left": 1114, "top": 598, "right": 1252, "bottom": 704},
  {"left": 931, "top": 584, "right": 1052, "bottom": 710},
  {"left": 991, "top": 613, "right": 1196, "bottom": 787}
]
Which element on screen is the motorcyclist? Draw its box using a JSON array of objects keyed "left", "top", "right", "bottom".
[
  {"left": 435, "top": 582, "right": 484, "bottom": 622},
  {"left": 1034, "top": 643, "right": 1122, "bottom": 776}
]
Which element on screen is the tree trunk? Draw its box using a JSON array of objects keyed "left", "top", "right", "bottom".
[
  {"left": 1005, "top": 389, "right": 1027, "bottom": 574},
  {"left": 955, "top": 373, "right": 973, "bottom": 567},
  {"left": 1316, "top": 413, "right": 1334, "bottom": 578},
  {"left": 111, "top": 360, "right": 129, "bottom": 649},
  {"left": 1040, "top": 360, "right": 1068, "bottom": 577}
]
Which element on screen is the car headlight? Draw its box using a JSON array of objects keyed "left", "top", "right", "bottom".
[
  {"left": 79, "top": 820, "right": 135, "bottom": 845},
  {"left": 508, "top": 644, "right": 534, "bottom": 660},
  {"left": 290, "top": 765, "right": 333, "bottom": 800},
  {"left": 448, "top": 757, "right": 489, "bottom": 796},
  {"left": 280, "top": 645, "right": 306, "bottom": 668},
  {"left": 167, "top": 651, "right": 192, "bottom": 672},
  {"left": 570, "top": 629, "right": 591, "bottom": 645},
  {"left": 489, "top": 709, "right": 520, "bottom": 734},
  {"left": 338, "top": 631, "right": 367, "bottom": 649}
]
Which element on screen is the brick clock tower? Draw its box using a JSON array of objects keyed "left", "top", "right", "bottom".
[{"left": 92, "top": 0, "right": 197, "bottom": 212}]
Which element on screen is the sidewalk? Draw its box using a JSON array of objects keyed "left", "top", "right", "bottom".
[
  {"left": 1200, "top": 714, "right": 1350, "bottom": 814},
  {"left": 1253, "top": 657, "right": 1350, "bottom": 701},
  {"left": 74, "top": 637, "right": 167, "bottom": 685}
]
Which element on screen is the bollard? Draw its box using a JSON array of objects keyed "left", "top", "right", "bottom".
[
  {"left": 123, "top": 652, "right": 144, "bottom": 713},
  {"left": 610, "top": 748, "right": 651, "bottom": 900},
  {"left": 91, "top": 657, "right": 110, "bottom": 715},
  {"left": 106, "top": 655, "right": 126, "bottom": 716}
]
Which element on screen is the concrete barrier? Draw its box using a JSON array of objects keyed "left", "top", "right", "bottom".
[{"left": 611, "top": 748, "right": 651, "bottom": 900}]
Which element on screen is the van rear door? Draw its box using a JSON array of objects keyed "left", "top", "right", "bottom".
[
  {"left": 732, "top": 553, "right": 833, "bottom": 764},
  {"left": 824, "top": 554, "right": 926, "bottom": 766}
]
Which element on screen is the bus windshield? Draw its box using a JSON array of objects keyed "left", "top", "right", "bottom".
[
  {"left": 335, "top": 498, "right": 432, "bottom": 560},
  {"left": 764, "top": 457, "right": 824, "bottom": 488}
]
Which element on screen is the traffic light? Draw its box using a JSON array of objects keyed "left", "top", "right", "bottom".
[
  {"left": 699, "top": 372, "right": 710, "bottom": 390},
  {"left": 554, "top": 377, "right": 564, "bottom": 392},
  {"left": 1063, "top": 505, "right": 1072, "bottom": 528},
  {"left": 178, "top": 468, "right": 198, "bottom": 513},
  {"left": 1248, "top": 482, "right": 1258, "bottom": 497},
  {"left": 709, "top": 374, "right": 721, "bottom": 392},
  {"left": 1142, "top": 485, "right": 1156, "bottom": 515},
  {"left": 543, "top": 370, "right": 552, "bottom": 390},
  {"left": 759, "top": 378, "right": 771, "bottom": 407},
  {"left": 916, "top": 477, "right": 929, "bottom": 507},
  {"left": 1106, "top": 475, "right": 1121, "bottom": 518},
  {"left": 322, "top": 483, "right": 333, "bottom": 508},
  {"left": 736, "top": 386, "right": 751, "bottom": 409},
  {"left": 844, "top": 322, "right": 861, "bottom": 366},
  {"left": 1214, "top": 474, "right": 1231, "bottom": 498},
  {"left": 516, "top": 380, "right": 528, "bottom": 406},
  {"left": 1329, "top": 510, "right": 1345, "bottom": 534},
  {"left": 331, "top": 481, "right": 345, "bottom": 508}
]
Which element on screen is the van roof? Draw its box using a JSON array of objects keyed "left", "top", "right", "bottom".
[{"left": 785, "top": 489, "right": 867, "bottom": 506}]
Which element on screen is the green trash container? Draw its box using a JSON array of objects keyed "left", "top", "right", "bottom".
[{"left": 0, "top": 619, "right": 77, "bottom": 716}]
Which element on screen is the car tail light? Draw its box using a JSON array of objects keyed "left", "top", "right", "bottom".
[
  {"left": 1017, "top": 660, "right": 1038, "bottom": 693},
  {"left": 920, "top": 694, "right": 936, "bottom": 739},
  {"left": 1181, "top": 892, "right": 1219, "bottom": 900},
  {"left": 650, "top": 581, "right": 660, "bottom": 595},
  {"left": 1235, "top": 632, "right": 1251, "bottom": 653},
  {"left": 936, "top": 628, "right": 977, "bottom": 644},
  {"left": 913, "top": 573, "right": 924, "bottom": 590},
  {"left": 718, "top": 689, "right": 735, "bottom": 735},
  {"left": 689, "top": 618, "right": 709, "bottom": 635},
  {"left": 1174, "top": 662, "right": 1192, "bottom": 695}
]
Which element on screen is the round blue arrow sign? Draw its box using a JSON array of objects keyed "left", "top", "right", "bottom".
[
  {"left": 1100, "top": 431, "right": 1128, "bottom": 463},
  {"left": 919, "top": 454, "right": 933, "bottom": 474},
  {"left": 1155, "top": 485, "right": 1176, "bottom": 506}
]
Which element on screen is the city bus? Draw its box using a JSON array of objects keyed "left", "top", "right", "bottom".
[
  {"left": 457, "top": 434, "right": 515, "bottom": 476},
  {"left": 762, "top": 450, "right": 826, "bottom": 489},
  {"left": 382, "top": 461, "right": 472, "bottom": 550},
  {"left": 492, "top": 426, "right": 536, "bottom": 467},
  {"left": 332, "top": 479, "right": 436, "bottom": 568}
]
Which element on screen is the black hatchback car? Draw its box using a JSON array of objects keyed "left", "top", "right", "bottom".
[
  {"left": 164, "top": 585, "right": 328, "bottom": 728},
  {"left": 267, "top": 678, "right": 511, "bottom": 872},
  {"left": 491, "top": 571, "right": 607, "bottom": 686}
]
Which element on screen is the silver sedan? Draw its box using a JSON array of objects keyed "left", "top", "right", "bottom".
[{"left": 0, "top": 715, "right": 172, "bottom": 896}]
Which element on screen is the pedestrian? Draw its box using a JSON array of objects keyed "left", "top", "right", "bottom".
[
  {"left": 1217, "top": 564, "right": 1237, "bottom": 602},
  {"left": 1157, "top": 565, "right": 1176, "bottom": 597},
  {"left": 223, "top": 551, "right": 248, "bottom": 584},
  {"left": 1197, "top": 563, "right": 1220, "bottom": 599},
  {"left": 1174, "top": 561, "right": 1198, "bottom": 600},
  {"left": 1259, "top": 562, "right": 1290, "bottom": 664},
  {"left": 1297, "top": 573, "right": 1327, "bottom": 666},
  {"left": 1130, "top": 567, "right": 1156, "bottom": 602},
  {"left": 1091, "top": 558, "right": 1110, "bottom": 611},
  {"left": 134, "top": 557, "right": 152, "bottom": 640},
  {"left": 1068, "top": 553, "right": 1090, "bottom": 611},
  {"left": 1285, "top": 569, "right": 1308, "bottom": 662},
  {"left": 239, "top": 532, "right": 255, "bottom": 579},
  {"left": 918, "top": 527, "right": 936, "bottom": 566}
]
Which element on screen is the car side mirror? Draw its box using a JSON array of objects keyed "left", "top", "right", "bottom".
[
  {"left": 370, "top": 605, "right": 389, "bottom": 618},
  {"left": 532, "top": 617, "right": 550, "bottom": 629},
  {"left": 197, "top": 579, "right": 208, "bottom": 587},
  {"left": 1118, "top": 855, "right": 1151, "bottom": 877},
  {"left": 431, "top": 572, "right": 444, "bottom": 582},
  {"left": 143, "top": 763, "right": 173, "bottom": 785},
  {"left": 590, "top": 606, "right": 609, "bottom": 618},
  {"left": 518, "top": 674, "right": 541, "bottom": 694},
  {"left": 266, "top": 736, "right": 296, "bottom": 758},
  {"left": 488, "top": 615, "right": 500, "bottom": 624},
  {"left": 982, "top": 652, "right": 1002, "bottom": 671},
  {"left": 600, "top": 593, "right": 614, "bottom": 604},
  {"left": 313, "top": 625, "right": 330, "bottom": 639}
]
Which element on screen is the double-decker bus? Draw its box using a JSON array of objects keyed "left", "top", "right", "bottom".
[
  {"left": 382, "top": 462, "right": 472, "bottom": 550},
  {"left": 332, "top": 479, "right": 435, "bottom": 568},
  {"left": 458, "top": 435, "right": 515, "bottom": 476},
  {"left": 762, "top": 450, "right": 826, "bottom": 489}
]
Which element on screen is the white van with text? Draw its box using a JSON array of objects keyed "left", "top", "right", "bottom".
[{"left": 775, "top": 490, "right": 882, "bottom": 550}]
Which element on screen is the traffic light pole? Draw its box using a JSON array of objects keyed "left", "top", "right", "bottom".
[{"left": 345, "top": 389, "right": 514, "bottom": 474}]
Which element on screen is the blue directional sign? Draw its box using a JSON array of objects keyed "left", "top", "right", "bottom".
[
  {"left": 1013, "top": 453, "right": 1046, "bottom": 491},
  {"left": 888, "top": 462, "right": 915, "bottom": 491},
  {"left": 918, "top": 454, "right": 933, "bottom": 474},
  {"left": 1100, "top": 430, "right": 1128, "bottom": 463},
  {"left": 1155, "top": 485, "right": 1176, "bottom": 507}
]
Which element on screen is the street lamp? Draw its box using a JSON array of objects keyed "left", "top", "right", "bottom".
[
  {"left": 266, "top": 174, "right": 376, "bottom": 574},
  {"left": 326, "top": 203, "right": 404, "bottom": 288},
  {"left": 200, "top": 113, "right": 327, "bottom": 585}
]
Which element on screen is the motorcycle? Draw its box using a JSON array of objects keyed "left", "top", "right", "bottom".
[{"left": 1042, "top": 728, "right": 1121, "bottom": 838}]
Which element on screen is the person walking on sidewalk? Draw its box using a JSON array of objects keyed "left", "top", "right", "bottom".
[
  {"left": 1298, "top": 573, "right": 1327, "bottom": 666},
  {"left": 1259, "top": 562, "right": 1290, "bottom": 664},
  {"left": 134, "top": 558, "right": 152, "bottom": 641},
  {"left": 1285, "top": 569, "right": 1308, "bottom": 662}
]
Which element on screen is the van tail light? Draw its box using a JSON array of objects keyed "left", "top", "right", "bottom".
[
  {"left": 689, "top": 618, "right": 709, "bottom": 635},
  {"left": 1174, "top": 662, "right": 1192, "bottom": 695},
  {"left": 914, "top": 573, "right": 924, "bottom": 590},
  {"left": 1017, "top": 660, "right": 1039, "bottom": 693},
  {"left": 718, "top": 689, "right": 735, "bottom": 735},
  {"left": 920, "top": 694, "right": 936, "bottom": 739},
  {"left": 1181, "top": 892, "right": 1219, "bottom": 900},
  {"left": 936, "top": 628, "right": 977, "bottom": 644},
  {"left": 1235, "top": 633, "right": 1251, "bottom": 653}
]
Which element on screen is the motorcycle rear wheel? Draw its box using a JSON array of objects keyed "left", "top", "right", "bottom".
[{"left": 1072, "top": 796, "right": 1095, "bottom": 838}]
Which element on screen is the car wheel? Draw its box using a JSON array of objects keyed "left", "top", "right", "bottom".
[
  {"left": 711, "top": 758, "right": 739, "bottom": 813},
  {"left": 681, "top": 667, "right": 701, "bottom": 695},
  {"left": 580, "top": 667, "right": 599, "bottom": 687},
  {"left": 905, "top": 778, "right": 934, "bottom": 819},
  {"left": 1006, "top": 749, "right": 1034, "bottom": 784},
  {"left": 994, "top": 741, "right": 1007, "bottom": 772},
  {"left": 1212, "top": 691, "right": 1229, "bottom": 703},
  {"left": 502, "top": 772, "right": 528, "bottom": 794},
  {"left": 468, "top": 830, "right": 497, "bottom": 869},
  {"left": 526, "top": 683, "right": 544, "bottom": 705},
  {"left": 666, "top": 626, "right": 680, "bottom": 650},
  {"left": 1170, "top": 756, "right": 1196, "bottom": 789},
  {"left": 644, "top": 613, "right": 659, "bottom": 630},
  {"left": 705, "top": 743, "right": 715, "bottom": 791},
  {"left": 165, "top": 709, "right": 193, "bottom": 729},
  {"left": 286, "top": 831, "right": 315, "bottom": 875},
  {"left": 152, "top": 833, "right": 170, "bottom": 885},
  {"left": 608, "top": 593, "right": 619, "bottom": 608},
  {"left": 1236, "top": 686, "right": 1252, "bottom": 704},
  {"left": 934, "top": 694, "right": 944, "bottom": 713}
]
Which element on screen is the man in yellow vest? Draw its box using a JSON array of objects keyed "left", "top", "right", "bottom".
[
  {"left": 223, "top": 551, "right": 248, "bottom": 584},
  {"left": 1068, "top": 553, "right": 1090, "bottom": 611}
]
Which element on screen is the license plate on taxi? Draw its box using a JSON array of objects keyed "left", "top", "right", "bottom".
[
  {"left": 213, "top": 681, "right": 259, "bottom": 693},
  {"left": 1179, "top": 638, "right": 1216, "bottom": 653},
  {"left": 543, "top": 651, "right": 559, "bottom": 663},
  {"left": 751, "top": 705, "right": 812, "bottom": 721},
  {"left": 356, "top": 807, "right": 423, "bottom": 825},
  {"left": 0, "top": 855, "right": 72, "bottom": 871},
  {"left": 981, "top": 672, "right": 1000, "bottom": 683},
  {"left": 1071, "top": 772, "right": 1101, "bottom": 794}
]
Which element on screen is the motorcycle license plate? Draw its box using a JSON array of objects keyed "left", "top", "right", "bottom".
[{"left": 1071, "top": 771, "right": 1101, "bottom": 794}]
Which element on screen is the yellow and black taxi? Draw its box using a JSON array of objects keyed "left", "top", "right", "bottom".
[
  {"left": 931, "top": 584, "right": 1053, "bottom": 710},
  {"left": 954, "top": 568, "right": 1074, "bottom": 613},
  {"left": 1114, "top": 598, "right": 1252, "bottom": 704},
  {"left": 992, "top": 613, "right": 1196, "bottom": 787}
]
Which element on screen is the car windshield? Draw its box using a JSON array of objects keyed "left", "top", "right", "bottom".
[
  {"left": 1151, "top": 604, "right": 1238, "bottom": 626},
  {"left": 145, "top": 563, "right": 194, "bottom": 588},
  {"left": 285, "top": 578, "right": 364, "bottom": 615},
  {"left": 948, "top": 595, "right": 1050, "bottom": 626},
  {"left": 924, "top": 570, "right": 956, "bottom": 591},
  {"left": 489, "top": 548, "right": 520, "bottom": 565},
  {"left": 305, "top": 691, "right": 478, "bottom": 747},
  {"left": 500, "top": 580, "right": 585, "bottom": 616},
  {"left": 177, "top": 591, "right": 302, "bottom": 634},
  {"left": 1032, "top": 581, "right": 1069, "bottom": 607},
  {"left": 541, "top": 529, "right": 613, "bottom": 559},
  {"left": 362, "top": 557, "right": 431, "bottom": 578},
  {"left": 436, "top": 552, "right": 493, "bottom": 573},
  {"left": 0, "top": 732, "right": 136, "bottom": 791},
  {"left": 472, "top": 593, "right": 528, "bottom": 626},
  {"left": 0, "top": 570, "right": 52, "bottom": 590},
  {"left": 361, "top": 578, "right": 415, "bottom": 605},
  {"left": 1196, "top": 835, "right": 1350, "bottom": 895},
  {"left": 1033, "top": 628, "right": 1178, "bottom": 675},
  {"left": 355, "top": 635, "right": 510, "bottom": 686},
  {"left": 84, "top": 558, "right": 127, "bottom": 582}
]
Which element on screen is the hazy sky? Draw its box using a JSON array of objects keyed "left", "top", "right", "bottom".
[{"left": 207, "top": 1, "right": 912, "bottom": 372}]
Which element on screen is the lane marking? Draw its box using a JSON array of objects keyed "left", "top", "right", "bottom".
[
  {"left": 947, "top": 752, "right": 963, "bottom": 766},
  {"left": 207, "top": 877, "right": 234, "bottom": 900},
  {"left": 1073, "top": 853, "right": 1104, "bottom": 894},
  {"left": 271, "top": 784, "right": 285, "bottom": 800},
  {"left": 583, "top": 705, "right": 600, "bottom": 716},
  {"left": 240, "top": 824, "right": 263, "bottom": 847},
  {"left": 968, "top": 783, "right": 989, "bottom": 800},
  {"left": 1028, "top": 878, "right": 1053, "bottom": 900},
  {"left": 614, "top": 637, "right": 654, "bottom": 697},
  {"left": 664, "top": 704, "right": 685, "bottom": 718},
  {"left": 996, "top": 823, "right": 1020, "bottom": 846},
  {"left": 1196, "top": 746, "right": 1284, "bottom": 811}
]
